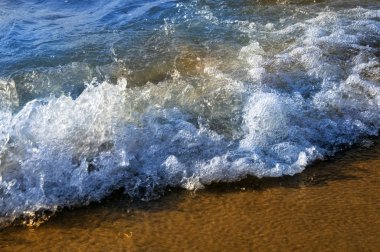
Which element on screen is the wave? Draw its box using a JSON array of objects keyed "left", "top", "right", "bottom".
[{"left": 0, "top": 4, "right": 379, "bottom": 227}]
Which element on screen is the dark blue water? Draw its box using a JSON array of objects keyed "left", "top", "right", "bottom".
[{"left": 0, "top": 0, "right": 379, "bottom": 227}]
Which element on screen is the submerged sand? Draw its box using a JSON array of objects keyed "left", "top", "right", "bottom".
[{"left": 1, "top": 139, "right": 380, "bottom": 251}]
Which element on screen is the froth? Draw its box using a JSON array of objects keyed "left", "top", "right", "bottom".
[{"left": 0, "top": 5, "right": 379, "bottom": 227}]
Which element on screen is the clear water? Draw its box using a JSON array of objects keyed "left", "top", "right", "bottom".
[{"left": 0, "top": 0, "right": 379, "bottom": 227}]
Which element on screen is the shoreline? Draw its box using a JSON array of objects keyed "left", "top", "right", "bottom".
[
  {"left": 4, "top": 136, "right": 380, "bottom": 228},
  {"left": 1, "top": 136, "right": 379, "bottom": 250},
  {"left": 5, "top": 136, "right": 378, "bottom": 229}
]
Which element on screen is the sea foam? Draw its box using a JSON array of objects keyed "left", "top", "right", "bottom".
[{"left": 0, "top": 5, "right": 379, "bottom": 226}]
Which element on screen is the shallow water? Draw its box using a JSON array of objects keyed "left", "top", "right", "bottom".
[
  {"left": 1, "top": 138, "right": 380, "bottom": 251},
  {"left": 0, "top": 0, "right": 379, "bottom": 228}
]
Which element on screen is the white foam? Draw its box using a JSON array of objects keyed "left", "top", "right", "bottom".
[{"left": 0, "top": 5, "right": 379, "bottom": 226}]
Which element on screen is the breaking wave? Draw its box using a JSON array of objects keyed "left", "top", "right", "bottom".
[{"left": 0, "top": 1, "right": 379, "bottom": 226}]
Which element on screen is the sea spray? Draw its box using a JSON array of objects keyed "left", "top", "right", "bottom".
[{"left": 0, "top": 0, "right": 379, "bottom": 226}]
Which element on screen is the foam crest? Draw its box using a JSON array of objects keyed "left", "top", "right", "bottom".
[{"left": 0, "top": 3, "right": 379, "bottom": 227}]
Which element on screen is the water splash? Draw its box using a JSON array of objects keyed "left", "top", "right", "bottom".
[{"left": 0, "top": 1, "right": 379, "bottom": 227}]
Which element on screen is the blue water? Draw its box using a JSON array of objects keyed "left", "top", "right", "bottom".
[{"left": 0, "top": 0, "right": 379, "bottom": 227}]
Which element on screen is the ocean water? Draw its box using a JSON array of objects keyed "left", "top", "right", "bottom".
[{"left": 0, "top": 0, "right": 379, "bottom": 227}]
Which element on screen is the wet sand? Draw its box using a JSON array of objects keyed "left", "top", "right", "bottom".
[{"left": 1, "top": 139, "right": 380, "bottom": 251}]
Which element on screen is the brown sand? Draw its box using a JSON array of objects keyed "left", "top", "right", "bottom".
[{"left": 1, "top": 139, "right": 380, "bottom": 251}]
